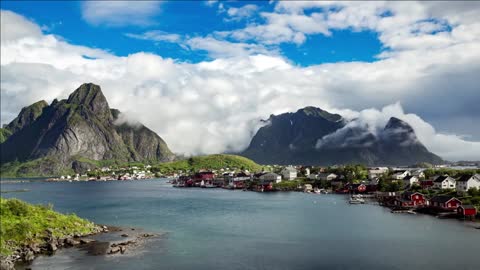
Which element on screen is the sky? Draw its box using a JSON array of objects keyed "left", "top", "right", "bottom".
[{"left": 1, "top": 1, "right": 480, "bottom": 161}]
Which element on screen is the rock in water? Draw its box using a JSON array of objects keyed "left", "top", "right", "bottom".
[{"left": 0, "top": 83, "right": 175, "bottom": 175}]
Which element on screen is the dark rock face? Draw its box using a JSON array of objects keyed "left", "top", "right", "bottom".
[
  {"left": 242, "top": 107, "right": 443, "bottom": 166},
  {"left": 0, "top": 83, "right": 174, "bottom": 174}
]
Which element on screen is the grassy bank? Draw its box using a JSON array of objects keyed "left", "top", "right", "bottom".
[
  {"left": 0, "top": 198, "right": 97, "bottom": 255},
  {"left": 151, "top": 154, "right": 263, "bottom": 175}
]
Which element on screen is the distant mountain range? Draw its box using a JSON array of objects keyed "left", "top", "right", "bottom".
[
  {"left": 0, "top": 84, "right": 444, "bottom": 176},
  {"left": 241, "top": 106, "right": 443, "bottom": 166},
  {"left": 0, "top": 83, "right": 174, "bottom": 176}
]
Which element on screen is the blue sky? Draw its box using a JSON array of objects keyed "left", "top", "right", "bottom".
[
  {"left": 1, "top": 1, "right": 382, "bottom": 65},
  {"left": 1, "top": 1, "right": 480, "bottom": 160}
]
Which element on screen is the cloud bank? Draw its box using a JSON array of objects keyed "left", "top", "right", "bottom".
[{"left": 1, "top": 3, "right": 480, "bottom": 161}]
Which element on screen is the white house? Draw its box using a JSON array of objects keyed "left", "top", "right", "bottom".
[
  {"left": 411, "top": 170, "right": 425, "bottom": 179},
  {"left": 259, "top": 173, "right": 282, "bottom": 184},
  {"left": 456, "top": 174, "right": 480, "bottom": 193},
  {"left": 310, "top": 173, "right": 338, "bottom": 181},
  {"left": 403, "top": 175, "right": 419, "bottom": 186},
  {"left": 433, "top": 175, "right": 456, "bottom": 189},
  {"left": 368, "top": 167, "right": 389, "bottom": 179},
  {"left": 281, "top": 166, "right": 297, "bottom": 180},
  {"left": 393, "top": 170, "right": 411, "bottom": 180},
  {"left": 305, "top": 168, "right": 310, "bottom": 177}
]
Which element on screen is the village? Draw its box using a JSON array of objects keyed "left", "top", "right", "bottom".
[
  {"left": 49, "top": 162, "right": 480, "bottom": 221},
  {"left": 170, "top": 165, "right": 480, "bottom": 220}
]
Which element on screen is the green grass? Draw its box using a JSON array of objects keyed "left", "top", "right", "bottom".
[
  {"left": 0, "top": 157, "right": 75, "bottom": 178},
  {"left": 0, "top": 128, "right": 13, "bottom": 143},
  {"left": 152, "top": 154, "right": 263, "bottom": 174},
  {"left": 0, "top": 198, "right": 96, "bottom": 255}
]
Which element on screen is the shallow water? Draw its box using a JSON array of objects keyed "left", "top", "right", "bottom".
[{"left": 1, "top": 179, "right": 479, "bottom": 270}]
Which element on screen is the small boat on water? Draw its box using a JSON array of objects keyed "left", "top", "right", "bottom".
[
  {"left": 313, "top": 188, "right": 321, "bottom": 194},
  {"left": 349, "top": 196, "right": 365, "bottom": 204}
]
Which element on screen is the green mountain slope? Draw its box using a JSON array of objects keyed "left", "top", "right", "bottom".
[{"left": 152, "top": 154, "right": 263, "bottom": 174}]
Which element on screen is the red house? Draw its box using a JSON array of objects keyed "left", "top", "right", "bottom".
[
  {"left": 429, "top": 195, "right": 462, "bottom": 211},
  {"left": 345, "top": 183, "right": 367, "bottom": 193},
  {"left": 193, "top": 172, "right": 215, "bottom": 185},
  {"left": 394, "top": 192, "right": 426, "bottom": 208},
  {"left": 420, "top": 180, "right": 434, "bottom": 189},
  {"left": 457, "top": 205, "right": 477, "bottom": 217}
]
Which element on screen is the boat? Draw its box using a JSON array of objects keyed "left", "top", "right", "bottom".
[
  {"left": 204, "top": 182, "right": 215, "bottom": 188},
  {"left": 349, "top": 196, "right": 365, "bottom": 204},
  {"left": 313, "top": 188, "right": 322, "bottom": 194}
]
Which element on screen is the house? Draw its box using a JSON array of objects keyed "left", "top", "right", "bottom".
[
  {"left": 394, "top": 192, "right": 426, "bottom": 208},
  {"left": 345, "top": 183, "right": 367, "bottom": 193},
  {"left": 225, "top": 172, "right": 251, "bottom": 189},
  {"left": 411, "top": 170, "right": 425, "bottom": 179},
  {"left": 403, "top": 175, "right": 419, "bottom": 187},
  {"left": 281, "top": 166, "right": 297, "bottom": 180},
  {"left": 257, "top": 172, "right": 282, "bottom": 184},
  {"left": 429, "top": 195, "right": 462, "bottom": 211},
  {"left": 456, "top": 174, "right": 480, "bottom": 193},
  {"left": 457, "top": 205, "right": 477, "bottom": 217},
  {"left": 433, "top": 175, "right": 456, "bottom": 189},
  {"left": 366, "top": 178, "right": 380, "bottom": 192},
  {"left": 392, "top": 170, "right": 410, "bottom": 180},
  {"left": 368, "top": 167, "right": 389, "bottom": 179},
  {"left": 420, "top": 180, "right": 434, "bottom": 189},
  {"left": 309, "top": 173, "right": 337, "bottom": 181},
  {"left": 193, "top": 172, "right": 215, "bottom": 186}
]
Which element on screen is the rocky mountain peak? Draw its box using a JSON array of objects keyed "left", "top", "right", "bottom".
[
  {"left": 384, "top": 117, "right": 414, "bottom": 132},
  {"left": 67, "top": 83, "right": 112, "bottom": 120},
  {"left": 5, "top": 100, "right": 48, "bottom": 133},
  {"left": 297, "top": 106, "right": 342, "bottom": 122}
]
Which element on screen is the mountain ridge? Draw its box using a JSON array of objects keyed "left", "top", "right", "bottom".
[
  {"left": 241, "top": 106, "right": 443, "bottom": 166},
  {"left": 0, "top": 83, "right": 174, "bottom": 175}
]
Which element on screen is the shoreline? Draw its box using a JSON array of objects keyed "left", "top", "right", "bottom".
[{"left": 1, "top": 225, "right": 159, "bottom": 270}]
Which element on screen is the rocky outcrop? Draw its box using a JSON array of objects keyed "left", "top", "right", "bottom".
[
  {"left": 242, "top": 107, "right": 443, "bottom": 166},
  {"left": 0, "top": 83, "right": 175, "bottom": 175}
]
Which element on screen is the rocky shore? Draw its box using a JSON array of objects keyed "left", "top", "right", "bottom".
[{"left": 0, "top": 225, "right": 159, "bottom": 270}]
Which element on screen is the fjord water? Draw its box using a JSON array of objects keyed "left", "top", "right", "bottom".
[{"left": 1, "top": 179, "right": 479, "bottom": 270}]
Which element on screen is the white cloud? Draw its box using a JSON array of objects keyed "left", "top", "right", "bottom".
[
  {"left": 225, "top": 4, "right": 258, "bottom": 21},
  {"left": 0, "top": 10, "right": 42, "bottom": 42},
  {"left": 81, "top": 1, "right": 162, "bottom": 27},
  {"left": 125, "top": 31, "right": 182, "bottom": 43},
  {"left": 1, "top": 8, "right": 480, "bottom": 161},
  {"left": 126, "top": 31, "right": 275, "bottom": 59}
]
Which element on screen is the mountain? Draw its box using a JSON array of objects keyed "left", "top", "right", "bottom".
[
  {"left": 241, "top": 107, "right": 443, "bottom": 166},
  {"left": 0, "top": 83, "right": 174, "bottom": 176}
]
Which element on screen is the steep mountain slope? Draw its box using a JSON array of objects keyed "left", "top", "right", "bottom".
[
  {"left": 242, "top": 107, "right": 443, "bottom": 166},
  {"left": 0, "top": 83, "right": 174, "bottom": 175}
]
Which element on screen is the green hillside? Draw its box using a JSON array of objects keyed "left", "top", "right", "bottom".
[
  {"left": 151, "top": 154, "right": 263, "bottom": 174},
  {"left": 0, "top": 198, "right": 96, "bottom": 255}
]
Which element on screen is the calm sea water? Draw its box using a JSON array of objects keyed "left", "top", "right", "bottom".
[{"left": 1, "top": 179, "right": 479, "bottom": 270}]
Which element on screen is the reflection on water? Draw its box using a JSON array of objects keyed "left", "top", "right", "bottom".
[{"left": 2, "top": 179, "right": 479, "bottom": 270}]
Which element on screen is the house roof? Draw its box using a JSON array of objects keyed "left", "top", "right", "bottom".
[
  {"left": 456, "top": 174, "right": 473, "bottom": 182},
  {"left": 403, "top": 175, "right": 417, "bottom": 181},
  {"left": 318, "top": 173, "right": 336, "bottom": 177},
  {"left": 459, "top": 205, "right": 476, "bottom": 210},
  {"left": 282, "top": 166, "right": 296, "bottom": 172},
  {"left": 403, "top": 191, "right": 422, "bottom": 197},
  {"left": 430, "top": 195, "right": 459, "bottom": 203},
  {"left": 433, "top": 175, "right": 453, "bottom": 183}
]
